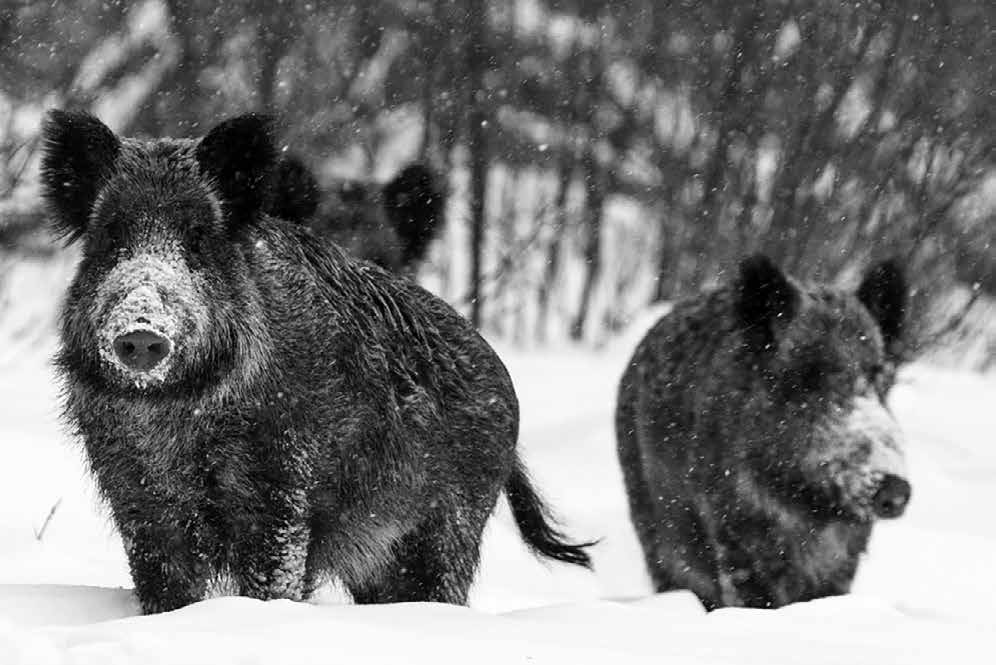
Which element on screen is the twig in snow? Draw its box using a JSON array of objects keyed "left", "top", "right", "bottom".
[{"left": 33, "top": 497, "right": 63, "bottom": 542}]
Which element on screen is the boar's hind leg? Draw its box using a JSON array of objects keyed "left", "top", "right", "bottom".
[
  {"left": 616, "top": 395, "right": 679, "bottom": 594},
  {"left": 348, "top": 508, "right": 486, "bottom": 605},
  {"left": 125, "top": 528, "right": 210, "bottom": 614}
]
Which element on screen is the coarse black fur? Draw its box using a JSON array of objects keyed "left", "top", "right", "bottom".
[
  {"left": 268, "top": 154, "right": 445, "bottom": 274},
  {"left": 616, "top": 254, "right": 910, "bottom": 610},
  {"left": 269, "top": 155, "right": 321, "bottom": 223},
  {"left": 40, "top": 109, "right": 120, "bottom": 243},
  {"left": 40, "top": 110, "right": 591, "bottom": 614},
  {"left": 381, "top": 163, "right": 444, "bottom": 268}
]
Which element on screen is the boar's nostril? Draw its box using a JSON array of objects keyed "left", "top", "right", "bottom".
[
  {"left": 872, "top": 474, "right": 911, "bottom": 519},
  {"left": 113, "top": 330, "right": 172, "bottom": 372}
]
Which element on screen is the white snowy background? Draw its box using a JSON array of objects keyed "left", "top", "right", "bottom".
[{"left": 1, "top": 285, "right": 994, "bottom": 664}]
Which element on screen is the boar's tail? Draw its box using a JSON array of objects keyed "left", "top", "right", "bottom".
[
  {"left": 381, "top": 163, "right": 445, "bottom": 268},
  {"left": 505, "top": 458, "right": 595, "bottom": 569}
]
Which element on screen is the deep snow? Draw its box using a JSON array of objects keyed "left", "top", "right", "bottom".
[{"left": 0, "top": 313, "right": 994, "bottom": 663}]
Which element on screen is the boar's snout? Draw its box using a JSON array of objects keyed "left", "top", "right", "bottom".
[
  {"left": 871, "top": 474, "right": 911, "bottom": 519},
  {"left": 113, "top": 330, "right": 172, "bottom": 371}
]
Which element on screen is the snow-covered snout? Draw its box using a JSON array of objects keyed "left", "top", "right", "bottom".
[
  {"left": 810, "top": 393, "right": 911, "bottom": 522},
  {"left": 94, "top": 252, "right": 207, "bottom": 389}
]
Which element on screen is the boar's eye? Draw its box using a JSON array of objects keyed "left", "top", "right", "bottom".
[
  {"left": 790, "top": 358, "right": 846, "bottom": 395},
  {"left": 91, "top": 217, "right": 128, "bottom": 253},
  {"left": 866, "top": 362, "right": 894, "bottom": 398},
  {"left": 184, "top": 227, "right": 212, "bottom": 260},
  {"left": 796, "top": 361, "right": 828, "bottom": 393}
]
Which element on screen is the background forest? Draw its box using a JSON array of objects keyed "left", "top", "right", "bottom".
[{"left": 1, "top": 0, "right": 992, "bottom": 363}]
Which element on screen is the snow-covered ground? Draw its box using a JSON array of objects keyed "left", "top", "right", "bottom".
[{"left": 1, "top": 314, "right": 994, "bottom": 664}]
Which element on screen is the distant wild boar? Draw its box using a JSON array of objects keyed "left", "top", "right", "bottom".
[
  {"left": 616, "top": 255, "right": 911, "bottom": 609},
  {"left": 269, "top": 155, "right": 445, "bottom": 274},
  {"left": 40, "top": 110, "right": 591, "bottom": 614}
]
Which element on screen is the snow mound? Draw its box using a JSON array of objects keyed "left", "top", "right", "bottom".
[
  {"left": 0, "top": 589, "right": 988, "bottom": 665},
  {"left": 1, "top": 328, "right": 994, "bottom": 664}
]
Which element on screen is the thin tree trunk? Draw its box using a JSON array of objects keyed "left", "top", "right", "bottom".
[
  {"left": 657, "top": 0, "right": 761, "bottom": 296},
  {"left": 767, "top": 12, "right": 887, "bottom": 264},
  {"left": 133, "top": 0, "right": 200, "bottom": 137},
  {"left": 536, "top": 158, "right": 572, "bottom": 343},
  {"left": 256, "top": 3, "right": 294, "bottom": 112},
  {"left": 570, "top": 146, "right": 606, "bottom": 341},
  {"left": 569, "top": 32, "right": 608, "bottom": 342},
  {"left": 466, "top": 0, "right": 488, "bottom": 328}
]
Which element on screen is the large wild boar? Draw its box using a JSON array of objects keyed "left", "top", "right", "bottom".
[
  {"left": 616, "top": 255, "right": 911, "bottom": 609},
  {"left": 40, "top": 110, "right": 591, "bottom": 614}
]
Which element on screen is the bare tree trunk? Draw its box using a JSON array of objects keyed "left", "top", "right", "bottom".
[
  {"left": 569, "top": 33, "right": 608, "bottom": 342},
  {"left": 570, "top": 146, "right": 606, "bottom": 341},
  {"left": 418, "top": 2, "right": 445, "bottom": 163},
  {"left": 536, "top": 159, "right": 572, "bottom": 343},
  {"left": 256, "top": 4, "right": 295, "bottom": 112},
  {"left": 768, "top": 11, "right": 888, "bottom": 266},
  {"left": 132, "top": 0, "right": 201, "bottom": 137},
  {"left": 466, "top": 0, "right": 489, "bottom": 328}
]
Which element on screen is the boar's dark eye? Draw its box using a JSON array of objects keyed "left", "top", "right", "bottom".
[
  {"left": 92, "top": 218, "right": 127, "bottom": 252},
  {"left": 184, "top": 230, "right": 211, "bottom": 261},
  {"left": 796, "top": 362, "right": 827, "bottom": 393},
  {"left": 791, "top": 359, "right": 844, "bottom": 395},
  {"left": 866, "top": 362, "right": 894, "bottom": 397}
]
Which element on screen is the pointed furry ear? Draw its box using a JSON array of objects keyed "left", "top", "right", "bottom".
[
  {"left": 382, "top": 163, "right": 445, "bottom": 267},
  {"left": 857, "top": 258, "right": 907, "bottom": 354},
  {"left": 196, "top": 114, "right": 278, "bottom": 227},
  {"left": 39, "top": 110, "right": 120, "bottom": 242},
  {"left": 268, "top": 154, "right": 320, "bottom": 223},
  {"left": 736, "top": 254, "right": 797, "bottom": 351}
]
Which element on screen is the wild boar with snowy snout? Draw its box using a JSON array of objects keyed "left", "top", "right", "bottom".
[
  {"left": 40, "top": 110, "right": 592, "bottom": 615},
  {"left": 616, "top": 255, "right": 912, "bottom": 610}
]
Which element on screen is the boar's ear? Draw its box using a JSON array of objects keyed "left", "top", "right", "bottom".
[
  {"left": 268, "top": 153, "right": 320, "bottom": 223},
  {"left": 196, "top": 114, "right": 278, "bottom": 228},
  {"left": 736, "top": 254, "right": 798, "bottom": 351},
  {"left": 857, "top": 258, "right": 906, "bottom": 357},
  {"left": 40, "top": 110, "right": 121, "bottom": 242}
]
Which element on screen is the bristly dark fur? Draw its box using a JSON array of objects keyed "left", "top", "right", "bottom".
[
  {"left": 40, "top": 110, "right": 592, "bottom": 614},
  {"left": 195, "top": 113, "right": 278, "bottom": 227},
  {"left": 616, "top": 254, "right": 909, "bottom": 610},
  {"left": 381, "top": 163, "right": 445, "bottom": 268},
  {"left": 856, "top": 257, "right": 907, "bottom": 359},
  {"left": 736, "top": 254, "right": 798, "bottom": 352},
  {"left": 40, "top": 110, "right": 121, "bottom": 243},
  {"left": 269, "top": 155, "right": 321, "bottom": 223}
]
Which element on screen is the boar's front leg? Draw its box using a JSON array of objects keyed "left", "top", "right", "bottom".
[
  {"left": 121, "top": 522, "right": 211, "bottom": 614},
  {"left": 234, "top": 440, "right": 313, "bottom": 601},
  {"left": 235, "top": 507, "right": 311, "bottom": 600}
]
